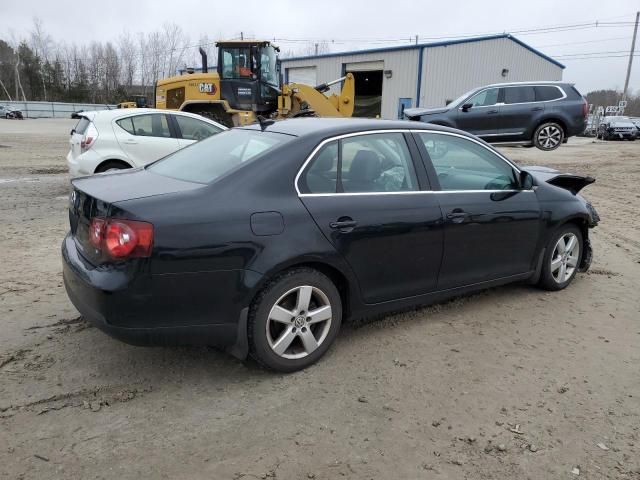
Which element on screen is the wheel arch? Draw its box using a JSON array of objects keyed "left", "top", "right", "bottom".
[
  {"left": 250, "top": 259, "right": 356, "bottom": 321},
  {"left": 94, "top": 158, "right": 134, "bottom": 173},
  {"left": 535, "top": 117, "right": 568, "bottom": 137}
]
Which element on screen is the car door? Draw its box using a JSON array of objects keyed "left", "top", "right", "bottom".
[
  {"left": 497, "top": 86, "right": 538, "bottom": 139},
  {"left": 171, "top": 114, "right": 225, "bottom": 148},
  {"left": 455, "top": 87, "right": 502, "bottom": 137},
  {"left": 113, "top": 113, "right": 180, "bottom": 166},
  {"left": 414, "top": 131, "right": 541, "bottom": 290},
  {"left": 297, "top": 131, "right": 444, "bottom": 304}
]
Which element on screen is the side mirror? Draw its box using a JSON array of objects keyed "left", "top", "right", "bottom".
[
  {"left": 520, "top": 171, "right": 534, "bottom": 190},
  {"left": 461, "top": 103, "right": 473, "bottom": 112},
  {"left": 70, "top": 129, "right": 75, "bottom": 135}
]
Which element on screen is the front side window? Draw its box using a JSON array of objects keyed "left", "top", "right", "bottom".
[
  {"left": 260, "top": 46, "right": 279, "bottom": 86},
  {"left": 504, "top": 86, "right": 535, "bottom": 104},
  {"left": 417, "top": 133, "right": 518, "bottom": 191},
  {"left": 221, "top": 47, "right": 253, "bottom": 79},
  {"left": 149, "top": 129, "right": 291, "bottom": 184},
  {"left": 466, "top": 88, "right": 500, "bottom": 107},
  {"left": 118, "top": 114, "right": 171, "bottom": 138},
  {"left": 300, "top": 132, "right": 419, "bottom": 194},
  {"left": 174, "top": 115, "right": 223, "bottom": 141}
]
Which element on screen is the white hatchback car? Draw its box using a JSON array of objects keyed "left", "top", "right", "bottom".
[{"left": 66, "top": 108, "right": 226, "bottom": 176}]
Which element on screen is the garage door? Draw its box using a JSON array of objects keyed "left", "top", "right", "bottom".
[
  {"left": 345, "top": 60, "right": 384, "bottom": 72},
  {"left": 287, "top": 66, "right": 317, "bottom": 86}
]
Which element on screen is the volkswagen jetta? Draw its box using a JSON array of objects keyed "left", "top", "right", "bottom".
[{"left": 62, "top": 118, "right": 599, "bottom": 372}]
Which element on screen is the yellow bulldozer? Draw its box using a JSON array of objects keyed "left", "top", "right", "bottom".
[
  {"left": 155, "top": 41, "right": 354, "bottom": 127},
  {"left": 117, "top": 95, "right": 148, "bottom": 109}
]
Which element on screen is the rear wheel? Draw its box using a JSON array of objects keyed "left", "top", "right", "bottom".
[
  {"left": 534, "top": 122, "right": 564, "bottom": 151},
  {"left": 95, "top": 160, "right": 131, "bottom": 173},
  {"left": 538, "top": 225, "right": 583, "bottom": 291},
  {"left": 248, "top": 268, "right": 342, "bottom": 372}
]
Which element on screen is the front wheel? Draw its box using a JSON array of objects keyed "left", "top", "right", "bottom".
[
  {"left": 538, "top": 225, "right": 583, "bottom": 291},
  {"left": 534, "top": 122, "right": 564, "bottom": 151},
  {"left": 248, "top": 268, "right": 342, "bottom": 372}
]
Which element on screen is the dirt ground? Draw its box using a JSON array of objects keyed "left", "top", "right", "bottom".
[{"left": 0, "top": 118, "right": 638, "bottom": 480}]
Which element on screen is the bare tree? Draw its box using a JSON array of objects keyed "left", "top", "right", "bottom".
[
  {"left": 118, "top": 31, "right": 137, "bottom": 91},
  {"left": 161, "top": 23, "right": 190, "bottom": 77},
  {"left": 30, "top": 17, "right": 53, "bottom": 100}
]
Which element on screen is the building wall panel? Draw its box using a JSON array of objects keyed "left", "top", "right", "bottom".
[{"left": 420, "top": 37, "right": 563, "bottom": 108}]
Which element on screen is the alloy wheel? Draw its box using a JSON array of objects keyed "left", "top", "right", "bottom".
[
  {"left": 550, "top": 232, "right": 580, "bottom": 283},
  {"left": 266, "top": 285, "right": 333, "bottom": 360},
  {"left": 537, "top": 125, "right": 562, "bottom": 149}
]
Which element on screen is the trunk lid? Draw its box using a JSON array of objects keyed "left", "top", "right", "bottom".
[{"left": 69, "top": 168, "right": 205, "bottom": 264}]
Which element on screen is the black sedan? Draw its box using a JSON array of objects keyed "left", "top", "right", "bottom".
[{"left": 62, "top": 118, "right": 599, "bottom": 372}]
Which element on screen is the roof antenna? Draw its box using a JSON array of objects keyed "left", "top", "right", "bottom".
[{"left": 257, "top": 115, "right": 275, "bottom": 131}]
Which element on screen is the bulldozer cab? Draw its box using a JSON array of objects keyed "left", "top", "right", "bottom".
[{"left": 216, "top": 41, "right": 280, "bottom": 114}]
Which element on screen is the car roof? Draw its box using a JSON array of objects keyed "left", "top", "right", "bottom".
[
  {"left": 239, "top": 117, "right": 458, "bottom": 138},
  {"left": 78, "top": 108, "right": 227, "bottom": 128},
  {"left": 483, "top": 81, "right": 572, "bottom": 88}
]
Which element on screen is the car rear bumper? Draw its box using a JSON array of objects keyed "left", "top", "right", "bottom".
[{"left": 61, "top": 234, "right": 252, "bottom": 357}]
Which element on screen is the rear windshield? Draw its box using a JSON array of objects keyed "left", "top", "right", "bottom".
[{"left": 148, "top": 129, "right": 292, "bottom": 183}]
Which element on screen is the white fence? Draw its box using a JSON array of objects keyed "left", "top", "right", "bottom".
[{"left": 2, "top": 101, "right": 117, "bottom": 119}]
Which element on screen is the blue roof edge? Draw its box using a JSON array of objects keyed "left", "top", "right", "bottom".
[{"left": 280, "top": 33, "right": 565, "bottom": 69}]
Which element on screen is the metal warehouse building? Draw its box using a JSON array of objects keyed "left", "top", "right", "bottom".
[{"left": 281, "top": 34, "right": 564, "bottom": 119}]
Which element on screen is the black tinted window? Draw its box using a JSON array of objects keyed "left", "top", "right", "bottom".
[
  {"left": 341, "top": 133, "right": 418, "bottom": 193},
  {"left": 301, "top": 142, "right": 338, "bottom": 194},
  {"left": 299, "top": 133, "right": 419, "bottom": 194},
  {"left": 504, "top": 86, "right": 535, "bottom": 104},
  {"left": 535, "top": 86, "right": 563, "bottom": 101}
]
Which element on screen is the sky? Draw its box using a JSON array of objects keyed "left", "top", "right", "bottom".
[{"left": 2, "top": 0, "right": 640, "bottom": 94}]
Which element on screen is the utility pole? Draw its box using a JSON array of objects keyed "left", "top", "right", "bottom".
[
  {"left": 622, "top": 11, "right": 639, "bottom": 101},
  {"left": 415, "top": 35, "right": 418, "bottom": 45},
  {"left": 315, "top": 43, "right": 318, "bottom": 55},
  {"left": 240, "top": 31, "right": 244, "bottom": 41}
]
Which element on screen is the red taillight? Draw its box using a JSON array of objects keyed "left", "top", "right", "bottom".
[
  {"left": 81, "top": 136, "right": 94, "bottom": 150},
  {"left": 89, "top": 218, "right": 153, "bottom": 259},
  {"left": 582, "top": 98, "right": 588, "bottom": 118},
  {"left": 81, "top": 124, "right": 99, "bottom": 152}
]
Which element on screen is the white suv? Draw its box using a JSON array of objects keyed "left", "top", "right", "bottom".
[{"left": 66, "top": 109, "right": 226, "bottom": 177}]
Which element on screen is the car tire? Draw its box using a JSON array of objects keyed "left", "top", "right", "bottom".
[
  {"left": 95, "top": 161, "right": 131, "bottom": 173},
  {"left": 537, "top": 225, "right": 583, "bottom": 291},
  {"left": 533, "top": 122, "right": 564, "bottom": 151},
  {"left": 248, "top": 268, "right": 342, "bottom": 372}
]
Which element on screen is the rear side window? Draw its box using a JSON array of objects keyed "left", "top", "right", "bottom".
[
  {"left": 504, "top": 86, "right": 535, "bottom": 104},
  {"left": 300, "top": 142, "right": 338, "bottom": 194},
  {"left": 299, "top": 132, "right": 419, "bottom": 194},
  {"left": 149, "top": 129, "right": 292, "bottom": 184},
  {"left": 535, "top": 86, "right": 564, "bottom": 101},
  {"left": 117, "top": 114, "right": 171, "bottom": 138},
  {"left": 74, "top": 117, "right": 91, "bottom": 135},
  {"left": 174, "top": 115, "right": 223, "bottom": 141}
]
